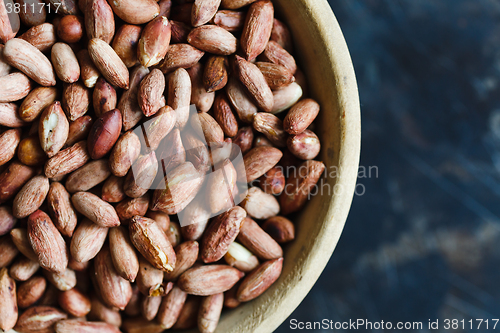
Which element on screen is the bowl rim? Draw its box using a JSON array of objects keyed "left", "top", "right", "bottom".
[
  {"left": 268, "top": 0, "right": 361, "bottom": 327},
  {"left": 215, "top": 0, "right": 361, "bottom": 332}
]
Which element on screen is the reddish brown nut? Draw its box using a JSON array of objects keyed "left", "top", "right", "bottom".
[
  {"left": 17, "top": 276, "right": 46, "bottom": 308},
  {"left": 166, "top": 221, "right": 182, "bottom": 248},
  {"left": 201, "top": 206, "right": 247, "bottom": 263},
  {"left": 283, "top": 98, "right": 320, "bottom": 135},
  {"left": 232, "top": 126, "right": 254, "bottom": 155},
  {"left": 112, "top": 24, "right": 142, "bottom": 68},
  {"left": 123, "top": 151, "right": 159, "bottom": 198},
  {"left": 141, "top": 295, "right": 162, "bottom": 321},
  {"left": 0, "top": 207, "right": 16, "bottom": 236},
  {"left": 18, "top": 136, "right": 47, "bottom": 166},
  {"left": 256, "top": 61, "right": 295, "bottom": 90},
  {"left": 115, "top": 195, "right": 149, "bottom": 223},
  {"left": 44, "top": 141, "right": 91, "bottom": 179},
  {"left": 13, "top": 175, "right": 50, "bottom": 219},
  {"left": 109, "top": 130, "right": 141, "bottom": 177},
  {"left": 203, "top": 55, "right": 228, "bottom": 93},
  {"left": 101, "top": 175, "right": 126, "bottom": 203},
  {"left": 221, "top": 0, "right": 257, "bottom": 9},
  {"left": 93, "top": 245, "right": 133, "bottom": 310},
  {"left": 77, "top": 49, "right": 100, "bottom": 88},
  {"left": 108, "top": 0, "right": 160, "bottom": 25},
  {"left": 10, "top": 228, "right": 37, "bottom": 262},
  {"left": 65, "top": 159, "right": 111, "bottom": 193},
  {"left": 188, "top": 62, "right": 215, "bottom": 113},
  {"left": 253, "top": 112, "right": 287, "bottom": 147},
  {"left": 93, "top": 78, "right": 117, "bottom": 118},
  {"left": 151, "top": 162, "right": 205, "bottom": 215},
  {"left": 0, "top": 129, "right": 21, "bottom": 167},
  {"left": 240, "top": 0, "right": 274, "bottom": 61},
  {"left": 88, "top": 38, "right": 130, "bottom": 90},
  {"left": 138, "top": 16, "right": 172, "bottom": 68},
  {"left": 72, "top": 192, "right": 120, "bottom": 228},
  {"left": 118, "top": 66, "right": 148, "bottom": 131},
  {"left": 27, "top": 210, "right": 68, "bottom": 274},
  {"left": 85, "top": 0, "right": 115, "bottom": 44},
  {"left": 0, "top": 161, "right": 35, "bottom": 204},
  {"left": 287, "top": 129, "right": 321, "bottom": 160},
  {"left": 129, "top": 216, "right": 177, "bottom": 272},
  {"left": 0, "top": 73, "right": 32, "bottom": 102},
  {"left": 164, "top": 240, "right": 199, "bottom": 281},
  {"left": 171, "top": 296, "right": 200, "bottom": 330},
  {"left": 198, "top": 293, "right": 224, "bottom": 333},
  {"left": 253, "top": 135, "right": 273, "bottom": 148},
  {"left": 237, "top": 217, "right": 282, "bottom": 260},
  {"left": 0, "top": 268, "right": 17, "bottom": 332},
  {"left": 19, "top": 86, "right": 58, "bottom": 122},
  {"left": 212, "top": 9, "right": 245, "bottom": 32},
  {"left": 0, "top": 236, "right": 18, "bottom": 268},
  {"left": 261, "top": 40, "right": 297, "bottom": 74},
  {"left": 136, "top": 257, "right": 172, "bottom": 296},
  {"left": 14, "top": 306, "right": 67, "bottom": 333},
  {"left": 62, "top": 81, "right": 91, "bottom": 121},
  {"left": 259, "top": 166, "right": 285, "bottom": 195},
  {"left": 192, "top": 0, "right": 222, "bottom": 27},
  {"left": 187, "top": 25, "right": 238, "bottom": 55},
  {"left": 47, "top": 182, "right": 78, "bottom": 237},
  {"left": 178, "top": 265, "right": 244, "bottom": 296},
  {"left": 138, "top": 68, "right": 165, "bottom": 116},
  {"left": 234, "top": 55, "right": 274, "bottom": 112},
  {"left": 142, "top": 105, "right": 177, "bottom": 151},
  {"left": 51, "top": 44, "right": 79, "bottom": 84},
  {"left": 223, "top": 282, "right": 240, "bottom": 308},
  {"left": 87, "top": 109, "right": 122, "bottom": 159},
  {"left": 262, "top": 216, "right": 295, "bottom": 243},
  {"left": 243, "top": 146, "right": 283, "bottom": 183},
  {"left": 195, "top": 112, "right": 224, "bottom": 144},
  {"left": 145, "top": 210, "right": 170, "bottom": 232},
  {"left": 212, "top": 94, "right": 237, "bottom": 137},
  {"left": 55, "top": 319, "right": 121, "bottom": 333},
  {"left": 109, "top": 226, "right": 139, "bottom": 282},
  {"left": 236, "top": 257, "right": 283, "bottom": 302},
  {"left": 19, "top": 22, "right": 56, "bottom": 53},
  {"left": 9, "top": 257, "right": 40, "bottom": 281},
  {"left": 70, "top": 218, "right": 109, "bottom": 263},
  {"left": 58, "top": 288, "right": 91, "bottom": 317},
  {"left": 57, "top": 15, "right": 83, "bottom": 43},
  {"left": 279, "top": 160, "right": 326, "bottom": 215},
  {"left": 17, "top": 0, "right": 46, "bottom": 27},
  {"left": 159, "top": 43, "right": 205, "bottom": 74},
  {"left": 88, "top": 295, "right": 122, "bottom": 327},
  {"left": 158, "top": 0, "right": 172, "bottom": 17},
  {"left": 0, "top": 0, "right": 20, "bottom": 44},
  {"left": 43, "top": 268, "right": 76, "bottom": 291},
  {"left": 157, "top": 285, "right": 187, "bottom": 329},
  {"left": 168, "top": 67, "right": 192, "bottom": 129},
  {"left": 271, "top": 18, "right": 293, "bottom": 52}
]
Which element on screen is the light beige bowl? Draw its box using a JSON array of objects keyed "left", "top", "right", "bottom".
[{"left": 214, "top": 0, "right": 361, "bottom": 332}]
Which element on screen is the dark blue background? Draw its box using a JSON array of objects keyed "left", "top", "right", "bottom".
[{"left": 277, "top": 1, "right": 500, "bottom": 331}]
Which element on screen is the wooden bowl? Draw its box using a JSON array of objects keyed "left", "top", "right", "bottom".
[{"left": 214, "top": 0, "right": 361, "bottom": 332}]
